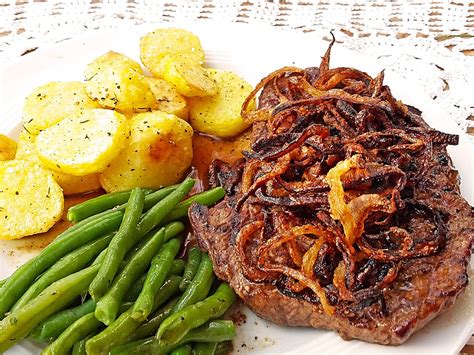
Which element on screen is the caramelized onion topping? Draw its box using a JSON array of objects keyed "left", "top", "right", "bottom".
[{"left": 229, "top": 38, "right": 459, "bottom": 315}]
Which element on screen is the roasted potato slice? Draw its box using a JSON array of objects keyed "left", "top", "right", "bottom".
[
  {"left": 140, "top": 28, "right": 205, "bottom": 78},
  {"left": 188, "top": 69, "right": 254, "bottom": 137},
  {"left": 54, "top": 173, "right": 101, "bottom": 196},
  {"left": 22, "top": 81, "right": 100, "bottom": 135},
  {"left": 36, "top": 109, "right": 129, "bottom": 176},
  {"left": 15, "top": 130, "right": 101, "bottom": 195},
  {"left": 162, "top": 56, "right": 217, "bottom": 97},
  {"left": 100, "top": 111, "right": 193, "bottom": 192},
  {"left": 0, "top": 160, "right": 64, "bottom": 240},
  {"left": 84, "top": 51, "right": 158, "bottom": 113},
  {"left": 146, "top": 78, "right": 189, "bottom": 120},
  {"left": 0, "top": 134, "right": 17, "bottom": 161},
  {"left": 15, "top": 130, "right": 40, "bottom": 162}
]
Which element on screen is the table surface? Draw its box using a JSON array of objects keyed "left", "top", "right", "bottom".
[{"left": 0, "top": 0, "right": 473, "bottom": 353}]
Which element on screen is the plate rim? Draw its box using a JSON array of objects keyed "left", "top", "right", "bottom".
[{"left": 0, "top": 21, "right": 473, "bottom": 354}]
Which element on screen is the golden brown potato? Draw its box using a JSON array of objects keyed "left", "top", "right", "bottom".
[
  {"left": 140, "top": 28, "right": 205, "bottom": 78},
  {"left": 22, "top": 81, "right": 100, "bottom": 135},
  {"left": 84, "top": 51, "right": 158, "bottom": 113},
  {"left": 0, "top": 160, "right": 64, "bottom": 240},
  {"left": 15, "top": 130, "right": 101, "bottom": 195},
  {"left": 100, "top": 111, "right": 193, "bottom": 192},
  {"left": 162, "top": 56, "right": 217, "bottom": 97},
  {"left": 188, "top": 69, "right": 255, "bottom": 137},
  {"left": 146, "top": 78, "right": 189, "bottom": 120},
  {"left": 0, "top": 134, "right": 17, "bottom": 161},
  {"left": 36, "top": 109, "right": 129, "bottom": 176}
]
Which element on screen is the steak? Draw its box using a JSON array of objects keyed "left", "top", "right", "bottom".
[{"left": 189, "top": 43, "right": 474, "bottom": 345}]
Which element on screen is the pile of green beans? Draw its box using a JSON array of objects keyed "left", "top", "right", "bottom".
[{"left": 0, "top": 179, "right": 235, "bottom": 354}]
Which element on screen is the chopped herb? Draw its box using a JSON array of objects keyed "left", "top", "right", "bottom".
[
  {"left": 85, "top": 73, "right": 98, "bottom": 81},
  {"left": 22, "top": 125, "right": 32, "bottom": 134}
]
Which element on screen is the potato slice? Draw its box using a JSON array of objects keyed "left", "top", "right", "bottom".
[
  {"left": 84, "top": 51, "right": 158, "bottom": 113},
  {"left": 0, "top": 160, "right": 64, "bottom": 240},
  {"left": 188, "top": 69, "right": 255, "bottom": 137},
  {"left": 162, "top": 56, "right": 217, "bottom": 98},
  {"left": 0, "top": 134, "right": 17, "bottom": 161},
  {"left": 36, "top": 109, "right": 128, "bottom": 176},
  {"left": 140, "top": 28, "right": 205, "bottom": 78},
  {"left": 22, "top": 81, "right": 100, "bottom": 135},
  {"left": 147, "top": 78, "right": 189, "bottom": 121},
  {"left": 100, "top": 111, "right": 193, "bottom": 192},
  {"left": 55, "top": 173, "right": 101, "bottom": 196},
  {"left": 15, "top": 130, "right": 101, "bottom": 195}
]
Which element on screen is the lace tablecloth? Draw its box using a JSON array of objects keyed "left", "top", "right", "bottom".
[
  {"left": 0, "top": 0, "right": 473, "bottom": 352},
  {"left": 1, "top": 0, "right": 473, "bottom": 142}
]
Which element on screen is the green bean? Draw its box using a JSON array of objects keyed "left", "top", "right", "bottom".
[
  {"left": 170, "top": 259, "right": 186, "bottom": 276},
  {"left": 110, "top": 320, "right": 236, "bottom": 355},
  {"left": 172, "top": 253, "right": 215, "bottom": 313},
  {"left": 85, "top": 276, "right": 182, "bottom": 355},
  {"left": 158, "top": 283, "right": 236, "bottom": 346},
  {"left": 163, "top": 222, "right": 186, "bottom": 242},
  {"left": 182, "top": 320, "right": 236, "bottom": 343},
  {"left": 42, "top": 312, "right": 102, "bottom": 355},
  {"left": 67, "top": 188, "right": 155, "bottom": 222},
  {"left": 13, "top": 233, "right": 113, "bottom": 312},
  {"left": 126, "top": 221, "right": 185, "bottom": 262},
  {"left": 30, "top": 299, "right": 96, "bottom": 342},
  {"left": 32, "top": 298, "right": 136, "bottom": 342},
  {"left": 0, "top": 263, "right": 100, "bottom": 352},
  {"left": 137, "top": 178, "right": 195, "bottom": 236},
  {"left": 72, "top": 333, "right": 96, "bottom": 355},
  {"left": 162, "top": 187, "right": 225, "bottom": 223},
  {"left": 122, "top": 222, "right": 184, "bottom": 303},
  {"left": 0, "top": 278, "right": 6, "bottom": 289},
  {"left": 179, "top": 247, "right": 202, "bottom": 291},
  {"left": 132, "top": 237, "right": 182, "bottom": 321},
  {"left": 91, "top": 248, "right": 108, "bottom": 266},
  {"left": 90, "top": 188, "right": 145, "bottom": 300},
  {"left": 68, "top": 185, "right": 178, "bottom": 223},
  {"left": 171, "top": 344, "right": 193, "bottom": 355},
  {"left": 0, "top": 210, "right": 123, "bottom": 319},
  {"left": 95, "top": 228, "right": 165, "bottom": 325},
  {"left": 193, "top": 342, "right": 218, "bottom": 355},
  {"left": 128, "top": 297, "right": 178, "bottom": 341},
  {"left": 124, "top": 274, "right": 147, "bottom": 302}
]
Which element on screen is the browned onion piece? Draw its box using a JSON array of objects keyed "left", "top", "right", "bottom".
[
  {"left": 314, "top": 67, "right": 372, "bottom": 91},
  {"left": 254, "top": 187, "right": 329, "bottom": 207},
  {"left": 241, "top": 66, "right": 304, "bottom": 123},
  {"left": 271, "top": 90, "right": 391, "bottom": 118},
  {"left": 236, "top": 155, "right": 291, "bottom": 210},
  {"left": 428, "top": 130, "right": 459, "bottom": 145},
  {"left": 250, "top": 124, "right": 329, "bottom": 161}
]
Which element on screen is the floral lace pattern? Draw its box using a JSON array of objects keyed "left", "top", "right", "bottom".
[{"left": 0, "top": 0, "right": 473, "bottom": 141}]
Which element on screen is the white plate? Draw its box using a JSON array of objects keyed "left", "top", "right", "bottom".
[{"left": 0, "top": 22, "right": 473, "bottom": 355}]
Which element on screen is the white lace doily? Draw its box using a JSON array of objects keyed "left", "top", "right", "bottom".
[{"left": 0, "top": 0, "right": 473, "bottom": 143}]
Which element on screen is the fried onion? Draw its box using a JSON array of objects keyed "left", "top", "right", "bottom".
[{"left": 229, "top": 37, "right": 459, "bottom": 316}]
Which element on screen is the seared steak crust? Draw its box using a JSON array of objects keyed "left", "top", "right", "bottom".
[{"left": 189, "top": 56, "right": 474, "bottom": 344}]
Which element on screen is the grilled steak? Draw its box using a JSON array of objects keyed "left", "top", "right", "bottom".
[{"left": 189, "top": 43, "right": 474, "bottom": 345}]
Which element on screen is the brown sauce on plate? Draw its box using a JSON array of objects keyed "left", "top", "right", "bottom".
[{"left": 191, "top": 130, "right": 251, "bottom": 191}]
